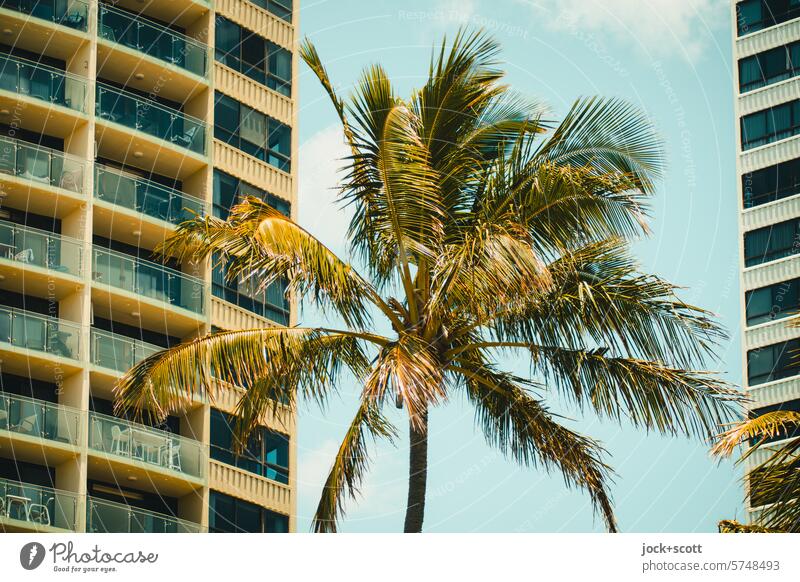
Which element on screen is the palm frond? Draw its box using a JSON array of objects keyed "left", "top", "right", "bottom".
[
  {"left": 534, "top": 96, "right": 663, "bottom": 195},
  {"left": 452, "top": 360, "right": 618, "bottom": 532},
  {"left": 313, "top": 400, "right": 397, "bottom": 532},
  {"left": 713, "top": 411, "right": 800, "bottom": 458}
]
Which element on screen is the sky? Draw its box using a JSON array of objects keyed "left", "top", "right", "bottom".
[{"left": 293, "top": 0, "right": 743, "bottom": 532}]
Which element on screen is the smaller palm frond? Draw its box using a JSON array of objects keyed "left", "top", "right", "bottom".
[
  {"left": 313, "top": 400, "right": 397, "bottom": 532},
  {"left": 718, "top": 520, "right": 779, "bottom": 533},
  {"left": 713, "top": 410, "right": 800, "bottom": 458},
  {"left": 452, "top": 360, "right": 618, "bottom": 532}
]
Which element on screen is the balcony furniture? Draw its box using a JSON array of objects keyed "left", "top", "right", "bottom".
[
  {"left": 0, "top": 496, "right": 4, "bottom": 517},
  {"left": 6, "top": 494, "right": 31, "bottom": 521},
  {"left": 0, "top": 407, "right": 6, "bottom": 428},
  {"left": 171, "top": 126, "right": 198, "bottom": 149},
  {"left": 28, "top": 503, "right": 50, "bottom": 526},
  {"left": 12, "top": 413, "right": 37, "bottom": 435},
  {"left": 111, "top": 424, "right": 130, "bottom": 455},
  {"left": 59, "top": 167, "right": 82, "bottom": 192},
  {"left": 62, "top": 11, "right": 84, "bottom": 29},
  {"left": 48, "top": 329, "right": 74, "bottom": 358},
  {"left": 13, "top": 248, "right": 33, "bottom": 263},
  {"left": 0, "top": 242, "right": 13, "bottom": 258},
  {"left": 129, "top": 428, "right": 165, "bottom": 464},
  {"left": 161, "top": 440, "right": 182, "bottom": 471}
]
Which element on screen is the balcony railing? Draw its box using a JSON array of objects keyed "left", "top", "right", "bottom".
[
  {"left": 0, "top": 392, "right": 80, "bottom": 445},
  {"left": 0, "top": 0, "right": 89, "bottom": 32},
  {"left": 0, "top": 52, "right": 86, "bottom": 112},
  {"left": 0, "top": 136, "right": 85, "bottom": 194},
  {"left": 90, "top": 328, "right": 161, "bottom": 374},
  {"left": 0, "top": 306, "right": 81, "bottom": 359},
  {"left": 87, "top": 496, "right": 202, "bottom": 533},
  {"left": 92, "top": 246, "right": 206, "bottom": 314},
  {"left": 0, "top": 477, "right": 79, "bottom": 531},
  {"left": 0, "top": 219, "right": 83, "bottom": 276},
  {"left": 94, "top": 165, "right": 207, "bottom": 226},
  {"left": 95, "top": 83, "right": 206, "bottom": 155},
  {"left": 98, "top": 4, "right": 207, "bottom": 77},
  {"left": 88, "top": 411, "right": 207, "bottom": 480}
]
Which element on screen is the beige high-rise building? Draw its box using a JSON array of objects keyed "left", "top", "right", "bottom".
[
  {"left": 0, "top": 0, "right": 297, "bottom": 533},
  {"left": 732, "top": 0, "right": 800, "bottom": 524}
]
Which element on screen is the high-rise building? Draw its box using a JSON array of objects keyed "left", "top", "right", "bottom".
[
  {"left": 0, "top": 0, "right": 297, "bottom": 533},
  {"left": 733, "top": 0, "right": 800, "bottom": 523}
]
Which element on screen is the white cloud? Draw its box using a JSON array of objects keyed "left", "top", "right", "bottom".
[
  {"left": 531, "top": 0, "right": 727, "bottom": 61},
  {"left": 298, "top": 124, "right": 351, "bottom": 258}
]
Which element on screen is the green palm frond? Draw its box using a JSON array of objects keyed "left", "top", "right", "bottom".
[
  {"left": 534, "top": 96, "right": 663, "bottom": 195},
  {"left": 528, "top": 345, "right": 741, "bottom": 439},
  {"left": 452, "top": 360, "right": 617, "bottom": 532},
  {"left": 313, "top": 400, "right": 397, "bottom": 532},
  {"left": 114, "top": 327, "right": 376, "bottom": 424}
]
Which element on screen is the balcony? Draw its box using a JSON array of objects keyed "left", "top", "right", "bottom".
[
  {"left": 95, "top": 82, "right": 205, "bottom": 152},
  {"left": 87, "top": 496, "right": 202, "bottom": 533},
  {"left": 98, "top": 4, "right": 207, "bottom": 78},
  {"left": 0, "top": 0, "right": 88, "bottom": 32},
  {"left": 93, "top": 165, "right": 207, "bottom": 245},
  {"left": 91, "top": 246, "right": 206, "bottom": 318},
  {"left": 88, "top": 411, "right": 207, "bottom": 483},
  {"left": 0, "top": 52, "right": 87, "bottom": 136},
  {"left": 90, "top": 328, "right": 161, "bottom": 375},
  {"left": 0, "top": 220, "right": 83, "bottom": 297},
  {"left": 0, "top": 392, "right": 80, "bottom": 445},
  {"left": 0, "top": 477, "right": 79, "bottom": 532},
  {"left": 0, "top": 306, "right": 81, "bottom": 380},
  {"left": 0, "top": 136, "right": 86, "bottom": 219}
]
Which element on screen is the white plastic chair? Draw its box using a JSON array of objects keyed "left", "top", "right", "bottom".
[
  {"left": 14, "top": 248, "right": 33, "bottom": 263},
  {"left": 29, "top": 503, "right": 50, "bottom": 526},
  {"left": 111, "top": 425, "right": 130, "bottom": 456}
]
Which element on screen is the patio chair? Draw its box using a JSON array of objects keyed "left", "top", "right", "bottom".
[
  {"left": 28, "top": 503, "right": 50, "bottom": 526},
  {"left": 0, "top": 496, "right": 5, "bottom": 517},
  {"left": 13, "top": 248, "right": 33, "bottom": 263},
  {"left": 12, "top": 413, "right": 37, "bottom": 435},
  {"left": 111, "top": 425, "right": 131, "bottom": 456},
  {"left": 161, "top": 442, "right": 182, "bottom": 471},
  {"left": 170, "top": 126, "right": 198, "bottom": 149}
]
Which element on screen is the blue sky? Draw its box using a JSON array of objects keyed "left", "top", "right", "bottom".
[{"left": 294, "top": 0, "right": 742, "bottom": 532}]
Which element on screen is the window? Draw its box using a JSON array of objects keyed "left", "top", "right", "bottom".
[
  {"left": 737, "top": 0, "right": 800, "bottom": 36},
  {"left": 212, "top": 169, "right": 290, "bottom": 219},
  {"left": 743, "top": 157, "right": 800, "bottom": 208},
  {"left": 209, "top": 492, "right": 289, "bottom": 532},
  {"left": 741, "top": 100, "right": 800, "bottom": 150},
  {"left": 214, "top": 17, "right": 291, "bottom": 96},
  {"left": 248, "top": 0, "right": 292, "bottom": 22},
  {"left": 745, "top": 279, "right": 800, "bottom": 325},
  {"left": 744, "top": 218, "right": 800, "bottom": 267},
  {"left": 210, "top": 409, "right": 290, "bottom": 484},
  {"left": 747, "top": 338, "right": 800, "bottom": 385},
  {"left": 214, "top": 93, "right": 291, "bottom": 171},
  {"left": 739, "top": 42, "right": 800, "bottom": 92}
]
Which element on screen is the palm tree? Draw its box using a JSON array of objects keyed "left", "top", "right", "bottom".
[
  {"left": 713, "top": 410, "right": 800, "bottom": 532},
  {"left": 114, "top": 30, "right": 742, "bottom": 533}
]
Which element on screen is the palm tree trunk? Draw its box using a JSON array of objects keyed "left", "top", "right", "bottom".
[{"left": 403, "top": 406, "right": 428, "bottom": 533}]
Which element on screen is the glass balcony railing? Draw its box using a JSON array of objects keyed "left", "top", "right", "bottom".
[
  {"left": 0, "top": 0, "right": 89, "bottom": 32},
  {"left": 87, "top": 496, "right": 202, "bottom": 533},
  {"left": 98, "top": 4, "right": 207, "bottom": 77},
  {"left": 95, "top": 83, "right": 206, "bottom": 155},
  {"left": 88, "top": 411, "right": 207, "bottom": 480},
  {"left": 0, "top": 306, "right": 81, "bottom": 359},
  {"left": 92, "top": 246, "right": 206, "bottom": 314},
  {"left": 0, "top": 477, "right": 79, "bottom": 531},
  {"left": 90, "top": 328, "right": 161, "bottom": 374},
  {"left": 0, "top": 136, "right": 85, "bottom": 194},
  {"left": 0, "top": 52, "right": 86, "bottom": 112},
  {"left": 0, "top": 220, "right": 83, "bottom": 276},
  {"left": 94, "top": 165, "right": 207, "bottom": 226},
  {"left": 0, "top": 392, "right": 81, "bottom": 445}
]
